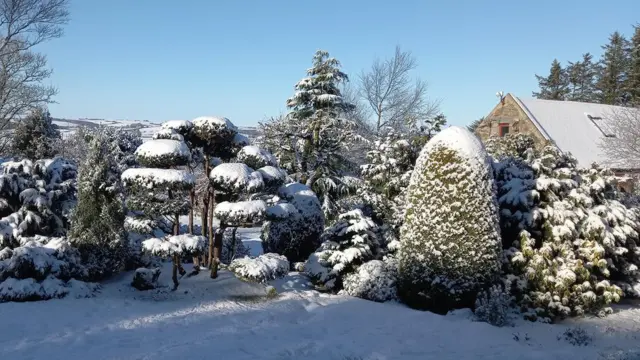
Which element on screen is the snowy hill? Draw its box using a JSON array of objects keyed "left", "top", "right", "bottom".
[{"left": 50, "top": 117, "right": 260, "bottom": 142}]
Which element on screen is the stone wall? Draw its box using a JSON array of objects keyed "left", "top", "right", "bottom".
[{"left": 475, "top": 94, "right": 548, "bottom": 149}]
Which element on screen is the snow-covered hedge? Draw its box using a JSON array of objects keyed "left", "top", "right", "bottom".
[
  {"left": 191, "top": 116, "right": 238, "bottom": 144},
  {"left": 142, "top": 235, "right": 207, "bottom": 258},
  {"left": 257, "top": 166, "right": 287, "bottom": 190},
  {"left": 494, "top": 143, "right": 639, "bottom": 320},
  {"left": 262, "top": 183, "right": 325, "bottom": 264},
  {"left": 209, "top": 163, "right": 264, "bottom": 194},
  {"left": 342, "top": 258, "right": 398, "bottom": 302},
  {"left": 228, "top": 253, "right": 289, "bottom": 283},
  {"left": 214, "top": 200, "right": 266, "bottom": 226},
  {"left": 121, "top": 168, "right": 195, "bottom": 191},
  {"left": 135, "top": 139, "right": 191, "bottom": 168},
  {"left": 398, "top": 126, "right": 502, "bottom": 314}
]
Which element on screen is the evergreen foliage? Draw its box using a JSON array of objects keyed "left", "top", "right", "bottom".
[
  {"left": 597, "top": 32, "right": 631, "bottom": 105},
  {"left": 493, "top": 139, "right": 640, "bottom": 320},
  {"left": 69, "top": 130, "right": 128, "bottom": 281},
  {"left": 12, "top": 107, "right": 61, "bottom": 160},
  {"left": 566, "top": 53, "right": 599, "bottom": 103},
  {"left": 532, "top": 59, "right": 569, "bottom": 100},
  {"left": 398, "top": 126, "right": 502, "bottom": 314},
  {"left": 628, "top": 24, "right": 640, "bottom": 105}
]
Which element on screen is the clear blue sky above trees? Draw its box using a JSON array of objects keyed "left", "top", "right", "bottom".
[{"left": 42, "top": 0, "right": 640, "bottom": 127}]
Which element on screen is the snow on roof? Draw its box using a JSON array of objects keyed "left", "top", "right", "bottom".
[
  {"left": 135, "top": 139, "right": 190, "bottom": 159},
  {"left": 512, "top": 96, "right": 638, "bottom": 169}
]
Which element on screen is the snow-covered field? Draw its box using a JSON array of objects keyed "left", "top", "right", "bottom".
[{"left": 1, "top": 233, "right": 639, "bottom": 360}]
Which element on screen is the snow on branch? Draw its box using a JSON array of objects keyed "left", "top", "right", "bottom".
[
  {"left": 214, "top": 200, "right": 267, "bottom": 226},
  {"left": 135, "top": 139, "right": 191, "bottom": 168},
  {"left": 209, "top": 163, "right": 264, "bottom": 193},
  {"left": 121, "top": 168, "right": 195, "bottom": 190}
]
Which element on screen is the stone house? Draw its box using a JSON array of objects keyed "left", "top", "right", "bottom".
[{"left": 475, "top": 93, "right": 640, "bottom": 192}]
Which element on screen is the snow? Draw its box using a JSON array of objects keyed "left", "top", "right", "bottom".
[
  {"left": 134, "top": 139, "right": 190, "bottom": 159},
  {"left": 121, "top": 168, "right": 195, "bottom": 189},
  {"left": 161, "top": 120, "right": 192, "bottom": 132},
  {"left": 209, "top": 163, "right": 264, "bottom": 193},
  {"left": 192, "top": 116, "right": 238, "bottom": 132},
  {"left": 142, "top": 235, "right": 207, "bottom": 257},
  {"left": 214, "top": 200, "right": 267, "bottom": 225},
  {"left": 1, "top": 262, "right": 640, "bottom": 359},
  {"left": 424, "top": 125, "right": 489, "bottom": 170},
  {"left": 513, "top": 96, "right": 639, "bottom": 168},
  {"left": 228, "top": 253, "right": 289, "bottom": 283}
]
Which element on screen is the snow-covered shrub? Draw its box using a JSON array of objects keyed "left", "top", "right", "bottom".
[
  {"left": 131, "top": 267, "right": 161, "bottom": 291},
  {"left": 228, "top": 253, "right": 289, "bottom": 283},
  {"left": 135, "top": 139, "right": 191, "bottom": 168},
  {"left": 142, "top": 235, "right": 207, "bottom": 258},
  {"left": 210, "top": 163, "right": 264, "bottom": 194},
  {"left": 474, "top": 285, "right": 513, "bottom": 327},
  {"left": 494, "top": 144, "right": 638, "bottom": 320},
  {"left": 398, "top": 126, "right": 502, "bottom": 314},
  {"left": 484, "top": 133, "right": 537, "bottom": 161},
  {"left": 262, "top": 182, "right": 325, "bottom": 264},
  {"left": 342, "top": 258, "right": 398, "bottom": 302},
  {"left": 237, "top": 145, "right": 277, "bottom": 170},
  {"left": 305, "top": 209, "right": 381, "bottom": 291},
  {"left": 214, "top": 200, "right": 266, "bottom": 226},
  {"left": 0, "top": 238, "right": 98, "bottom": 302}
]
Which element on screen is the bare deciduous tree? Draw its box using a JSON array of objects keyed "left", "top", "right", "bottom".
[
  {"left": 358, "top": 46, "right": 440, "bottom": 134},
  {"left": 0, "top": 0, "right": 70, "bottom": 152},
  {"left": 600, "top": 107, "right": 640, "bottom": 169}
]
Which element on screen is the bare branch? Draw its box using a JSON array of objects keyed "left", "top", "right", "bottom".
[
  {"left": 0, "top": 0, "right": 68, "bottom": 154},
  {"left": 358, "top": 46, "right": 440, "bottom": 134},
  {"left": 600, "top": 107, "right": 640, "bottom": 169}
]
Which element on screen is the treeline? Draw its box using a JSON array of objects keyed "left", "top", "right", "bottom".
[{"left": 533, "top": 24, "right": 640, "bottom": 106}]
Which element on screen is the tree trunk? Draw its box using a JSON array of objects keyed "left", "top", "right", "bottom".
[
  {"left": 230, "top": 227, "right": 238, "bottom": 262},
  {"left": 200, "top": 196, "right": 209, "bottom": 267},
  {"left": 171, "top": 254, "right": 179, "bottom": 290},
  {"left": 210, "top": 226, "right": 224, "bottom": 279},
  {"left": 207, "top": 191, "right": 215, "bottom": 269},
  {"left": 189, "top": 190, "right": 199, "bottom": 269}
]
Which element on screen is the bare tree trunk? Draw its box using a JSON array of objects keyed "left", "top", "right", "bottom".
[
  {"left": 189, "top": 190, "right": 199, "bottom": 269},
  {"left": 171, "top": 254, "right": 179, "bottom": 290},
  {"left": 207, "top": 192, "right": 215, "bottom": 268},
  {"left": 210, "top": 226, "right": 224, "bottom": 279},
  {"left": 230, "top": 227, "right": 238, "bottom": 261}
]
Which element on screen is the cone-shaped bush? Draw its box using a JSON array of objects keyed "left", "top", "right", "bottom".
[{"left": 398, "top": 126, "right": 502, "bottom": 313}]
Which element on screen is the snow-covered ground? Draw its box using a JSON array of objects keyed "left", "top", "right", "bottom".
[{"left": 1, "top": 233, "right": 639, "bottom": 359}]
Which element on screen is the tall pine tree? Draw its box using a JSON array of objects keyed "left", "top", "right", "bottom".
[
  {"left": 597, "top": 31, "right": 631, "bottom": 105},
  {"left": 627, "top": 24, "right": 640, "bottom": 106},
  {"left": 566, "top": 53, "right": 598, "bottom": 102},
  {"left": 532, "top": 59, "right": 568, "bottom": 100}
]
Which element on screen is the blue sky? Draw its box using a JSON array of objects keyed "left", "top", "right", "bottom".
[{"left": 42, "top": 0, "right": 640, "bottom": 127}]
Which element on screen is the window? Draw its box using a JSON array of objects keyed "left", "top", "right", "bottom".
[{"left": 498, "top": 123, "right": 510, "bottom": 137}]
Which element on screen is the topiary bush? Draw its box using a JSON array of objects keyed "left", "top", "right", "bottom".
[{"left": 398, "top": 126, "right": 502, "bottom": 314}]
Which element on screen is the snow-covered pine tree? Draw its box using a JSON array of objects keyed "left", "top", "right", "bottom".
[
  {"left": 566, "top": 53, "right": 599, "bottom": 103},
  {"left": 259, "top": 50, "right": 361, "bottom": 219},
  {"left": 261, "top": 182, "right": 325, "bottom": 265},
  {"left": 494, "top": 144, "right": 640, "bottom": 320},
  {"left": 121, "top": 137, "right": 199, "bottom": 289},
  {"left": 305, "top": 209, "right": 381, "bottom": 291},
  {"left": 12, "top": 107, "right": 61, "bottom": 160},
  {"left": 69, "top": 130, "right": 128, "bottom": 281},
  {"left": 398, "top": 126, "right": 502, "bottom": 314},
  {"left": 628, "top": 24, "right": 640, "bottom": 106},
  {"left": 597, "top": 31, "right": 631, "bottom": 105},
  {"left": 532, "top": 59, "right": 569, "bottom": 100}
]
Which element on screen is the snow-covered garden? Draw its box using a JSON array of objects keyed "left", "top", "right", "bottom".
[{"left": 1, "top": 50, "right": 640, "bottom": 359}]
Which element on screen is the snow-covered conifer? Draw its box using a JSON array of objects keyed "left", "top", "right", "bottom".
[
  {"left": 305, "top": 209, "right": 381, "bottom": 291},
  {"left": 228, "top": 253, "right": 289, "bottom": 283},
  {"left": 69, "top": 130, "right": 128, "bottom": 281},
  {"left": 122, "top": 136, "right": 195, "bottom": 289},
  {"left": 262, "top": 182, "right": 324, "bottom": 264},
  {"left": 342, "top": 257, "right": 398, "bottom": 302},
  {"left": 398, "top": 126, "right": 502, "bottom": 314},
  {"left": 12, "top": 107, "right": 61, "bottom": 160},
  {"left": 495, "top": 144, "right": 638, "bottom": 320}
]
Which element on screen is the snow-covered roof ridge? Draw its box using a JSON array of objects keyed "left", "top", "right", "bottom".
[{"left": 511, "top": 95, "right": 639, "bottom": 169}]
